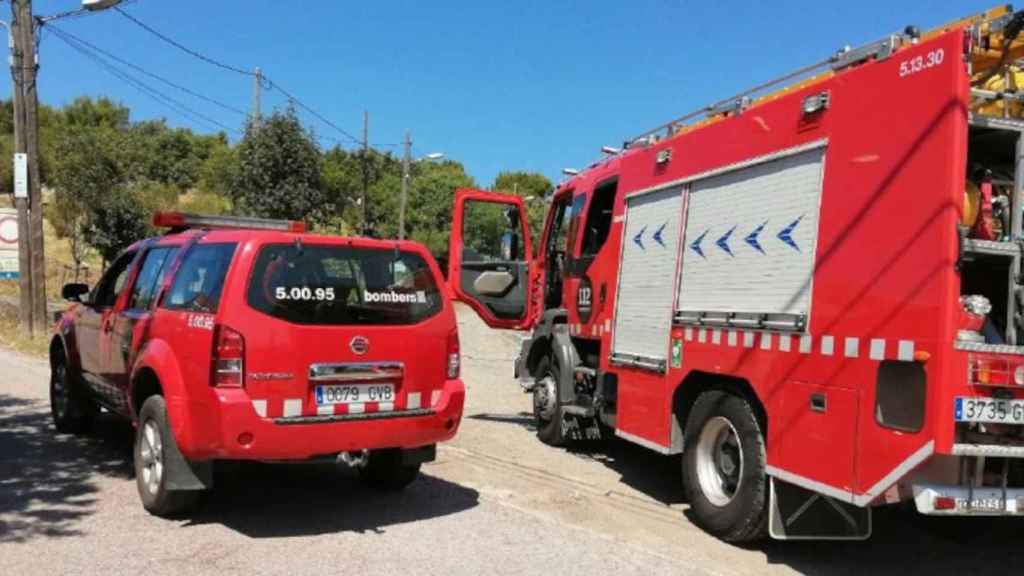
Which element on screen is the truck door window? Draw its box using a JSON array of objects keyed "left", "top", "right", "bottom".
[
  {"left": 461, "top": 201, "right": 522, "bottom": 262},
  {"left": 163, "top": 243, "right": 238, "bottom": 313},
  {"left": 91, "top": 251, "right": 137, "bottom": 308},
  {"left": 545, "top": 196, "right": 573, "bottom": 308},
  {"left": 128, "top": 247, "right": 179, "bottom": 311},
  {"left": 581, "top": 180, "right": 617, "bottom": 256}
]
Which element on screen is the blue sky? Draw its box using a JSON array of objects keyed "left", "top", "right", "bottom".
[{"left": 0, "top": 1, "right": 1001, "bottom": 186}]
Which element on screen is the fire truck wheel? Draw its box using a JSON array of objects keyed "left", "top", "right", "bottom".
[
  {"left": 134, "top": 395, "right": 200, "bottom": 516},
  {"left": 49, "top": 351, "right": 96, "bottom": 435},
  {"left": 533, "top": 355, "right": 566, "bottom": 446},
  {"left": 359, "top": 449, "right": 421, "bottom": 490},
  {"left": 683, "top": 390, "right": 768, "bottom": 542}
]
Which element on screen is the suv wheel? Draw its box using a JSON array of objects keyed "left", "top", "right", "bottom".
[
  {"left": 50, "top": 352, "right": 96, "bottom": 435},
  {"left": 533, "top": 355, "right": 567, "bottom": 446},
  {"left": 358, "top": 449, "right": 421, "bottom": 491},
  {"left": 134, "top": 395, "right": 200, "bottom": 516},
  {"left": 683, "top": 390, "right": 768, "bottom": 542}
]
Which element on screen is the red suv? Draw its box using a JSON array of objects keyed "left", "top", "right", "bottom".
[{"left": 49, "top": 212, "right": 465, "bottom": 515}]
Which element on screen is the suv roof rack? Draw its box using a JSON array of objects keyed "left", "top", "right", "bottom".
[{"left": 153, "top": 211, "right": 307, "bottom": 233}]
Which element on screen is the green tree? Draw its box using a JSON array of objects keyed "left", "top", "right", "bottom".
[
  {"left": 230, "top": 108, "right": 327, "bottom": 224},
  {"left": 403, "top": 160, "right": 476, "bottom": 254}
]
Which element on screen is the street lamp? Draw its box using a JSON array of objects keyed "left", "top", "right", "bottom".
[{"left": 398, "top": 130, "right": 444, "bottom": 241}]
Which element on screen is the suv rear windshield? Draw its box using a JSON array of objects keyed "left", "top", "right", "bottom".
[{"left": 247, "top": 243, "right": 442, "bottom": 325}]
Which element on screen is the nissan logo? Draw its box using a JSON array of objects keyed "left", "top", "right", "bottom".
[{"left": 350, "top": 336, "right": 369, "bottom": 355}]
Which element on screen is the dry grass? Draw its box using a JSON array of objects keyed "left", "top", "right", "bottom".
[
  {"left": 0, "top": 218, "right": 104, "bottom": 301},
  {"left": 0, "top": 306, "right": 50, "bottom": 358}
]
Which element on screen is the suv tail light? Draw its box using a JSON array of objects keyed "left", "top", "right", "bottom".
[
  {"left": 446, "top": 328, "right": 460, "bottom": 379},
  {"left": 212, "top": 325, "right": 245, "bottom": 387}
]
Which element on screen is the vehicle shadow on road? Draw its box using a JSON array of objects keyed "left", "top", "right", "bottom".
[
  {"left": 468, "top": 411, "right": 684, "bottom": 506},
  {"left": 751, "top": 503, "right": 1023, "bottom": 576},
  {"left": 185, "top": 461, "right": 480, "bottom": 538},
  {"left": 0, "top": 394, "right": 134, "bottom": 544}
]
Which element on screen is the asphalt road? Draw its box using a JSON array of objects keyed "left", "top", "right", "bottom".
[{"left": 1, "top": 305, "right": 1022, "bottom": 575}]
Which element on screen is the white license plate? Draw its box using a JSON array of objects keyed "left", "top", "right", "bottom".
[
  {"left": 956, "top": 497, "right": 1006, "bottom": 513},
  {"left": 955, "top": 396, "right": 1024, "bottom": 424},
  {"left": 315, "top": 384, "right": 395, "bottom": 406}
]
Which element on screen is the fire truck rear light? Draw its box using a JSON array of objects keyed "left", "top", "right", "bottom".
[
  {"left": 213, "top": 325, "right": 245, "bottom": 387},
  {"left": 968, "top": 354, "right": 1014, "bottom": 387},
  {"left": 153, "top": 211, "right": 307, "bottom": 233},
  {"left": 934, "top": 496, "right": 956, "bottom": 511},
  {"left": 446, "top": 328, "right": 460, "bottom": 379}
]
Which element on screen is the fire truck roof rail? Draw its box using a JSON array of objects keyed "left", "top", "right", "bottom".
[{"left": 625, "top": 5, "right": 1023, "bottom": 148}]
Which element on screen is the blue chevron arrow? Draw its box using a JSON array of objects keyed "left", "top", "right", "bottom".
[
  {"left": 633, "top": 225, "right": 647, "bottom": 250},
  {"left": 778, "top": 216, "right": 803, "bottom": 252},
  {"left": 744, "top": 220, "right": 768, "bottom": 254},
  {"left": 690, "top": 230, "right": 708, "bottom": 259},
  {"left": 653, "top": 222, "right": 667, "bottom": 248},
  {"left": 716, "top": 226, "right": 736, "bottom": 256}
]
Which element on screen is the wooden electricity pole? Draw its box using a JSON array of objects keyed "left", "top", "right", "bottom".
[{"left": 10, "top": 0, "right": 45, "bottom": 335}]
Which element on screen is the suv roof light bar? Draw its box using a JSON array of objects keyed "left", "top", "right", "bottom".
[{"left": 153, "top": 211, "right": 307, "bottom": 233}]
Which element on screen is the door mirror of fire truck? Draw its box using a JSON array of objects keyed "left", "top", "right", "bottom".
[
  {"left": 500, "top": 231, "right": 521, "bottom": 261},
  {"left": 448, "top": 188, "right": 535, "bottom": 330}
]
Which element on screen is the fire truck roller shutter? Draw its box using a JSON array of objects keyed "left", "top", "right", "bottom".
[
  {"left": 611, "top": 186, "right": 685, "bottom": 367},
  {"left": 677, "top": 145, "right": 826, "bottom": 321}
]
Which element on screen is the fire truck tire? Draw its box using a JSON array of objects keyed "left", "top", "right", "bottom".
[
  {"left": 134, "top": 396, "right": 201, "bottom": 516},
  {"left": 49, "top": 350, "right": 96, "bottom": 435},
  {"left": 683, "top": 390, "right": 768, "bottom": 542},
  {"left": 359, "top": 449, "right": 421, "bottom": 490},
  {"left": 533, "top": 355, "right": 567, "bottom": 447}
]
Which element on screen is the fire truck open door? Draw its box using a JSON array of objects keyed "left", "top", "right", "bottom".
[{"left": 448, "top": 188, "right": 536, "bottom": 330}]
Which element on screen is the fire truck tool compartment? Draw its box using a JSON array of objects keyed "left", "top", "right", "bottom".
[{"left": 611, "top": 186, "right": 684, "bottom": 371}]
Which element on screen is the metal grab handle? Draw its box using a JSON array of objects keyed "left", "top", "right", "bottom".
[{"left": 309, "top": 362, "right": 404, "bottom": 382}]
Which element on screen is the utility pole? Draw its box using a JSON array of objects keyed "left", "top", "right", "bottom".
[
  {"left": 361, "top": 110, "right": 368, "bottom": 235},
  {"left": 399, "top": 130, "right": 411, "bottom": 241},
  {"left": 252, "top": 67, "right": 261, "bottom": 124},
  {"left": 11, "top": 0, "right": 44, "bottom": 335},
  {"left": 7, "top": 8, "right": 31, "bottom": 335}
]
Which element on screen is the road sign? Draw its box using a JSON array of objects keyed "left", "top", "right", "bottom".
[
  {"left": 0, "top": 207, "right": 19, "bottom": 280},
  {"left": 13, "top": 153, "right": 27, "bottom": 199}
]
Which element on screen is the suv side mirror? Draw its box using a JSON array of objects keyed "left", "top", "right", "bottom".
[{"left": 62, "top": 283, "right": 90, "bottom": 303}]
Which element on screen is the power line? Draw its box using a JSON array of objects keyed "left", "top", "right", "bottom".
[
  {"left": 266, "top": 80, "right": 362, "bottom": 145},
  {"left": 47, "top": 24, "right": 241, "bottom": 135},
  {"left": 113, "top": 4, "right": 364, "bottom": 146},
  {"left": 45, "top": 22, "right": 248, "bottom": 117},
  {"left": 113, "top": 5, "right": 255, "bottom": 77}
]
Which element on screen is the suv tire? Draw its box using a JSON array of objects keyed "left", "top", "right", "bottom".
[
  {"left": 359, "top": 449, "right": 421, "bottom": 490},
  {"left": 50, "top": 351, "right": 96, "bottom": 435},
  {"left": 533, "top": 355, "right": 567, "bottom": 446},
  {"left": 135, "top": 395, "right": 200, "bottom": 516},
  {"left": 683, "top": 390, "right": 768, "bottom": 542}
]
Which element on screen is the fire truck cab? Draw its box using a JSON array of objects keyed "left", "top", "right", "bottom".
[{"left": 449, "top": 6, "right": 1024, "bottom": 541}]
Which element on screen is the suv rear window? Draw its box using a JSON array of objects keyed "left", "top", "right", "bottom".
[
  {"left": 247, "top": 243, "right": 442, "bottom": 325},
  {"left": 163, "top": 243, "right": 238, "bottom": 313}
]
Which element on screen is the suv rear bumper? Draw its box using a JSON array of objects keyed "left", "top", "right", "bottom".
[{"left": 170, "top": 378, "right": 465, "bottom": 461}]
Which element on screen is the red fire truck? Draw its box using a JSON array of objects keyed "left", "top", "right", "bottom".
[{"left": 448, "top": 6, "right": 1024, "bottom": 541}]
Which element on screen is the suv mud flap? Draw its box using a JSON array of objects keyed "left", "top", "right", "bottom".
[
  {"left": 164, "top": 438, "right": 213, "bottom": 491},
  {"left": 769, "top": 478, "right": 871, "bottom": 540}
]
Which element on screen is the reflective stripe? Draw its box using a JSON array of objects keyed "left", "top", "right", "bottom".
[
  {"left": 844, "top": 337, "right": 859, "bottom": 358},
  {"left": 316, "top": 404, "right": 334, "bottom": 416},
  {"left": 821, "top": 335, "right": 834, "bottom": 356},
  {"left": 898, "top": 340, "right": 915, "bottom": 361},
  {"left": 407, "top": 392, "right": 422, "bottom": 410},
  {"left": 252, "top": 400, "right": 267, "bottom": 418},
  {"left": 348, "top": 403, "right": 366, "bottom": 414},
  {"left": 869, "top": 338, "right": 886, "bottom": 361},
  {"left": 430, "top": 390, "right": 442, "bottom": 407},
  {"left": 283, "top": 399, "right": 302, "bottom": 418}
]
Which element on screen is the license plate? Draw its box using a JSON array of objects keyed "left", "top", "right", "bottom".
[
  {"left": 955, "top": 396, "right": 1024, "bottom": 424},
  {"left": 956, "top": 497, "right": 1005, "bottom": 513},
  {"left": 315, "top": 384, "right": 395, "bottom": 406}
]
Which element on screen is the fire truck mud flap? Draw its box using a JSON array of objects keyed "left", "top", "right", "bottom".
[{"left": 769, "top": 478, "right": 871, "bottom": 540}]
